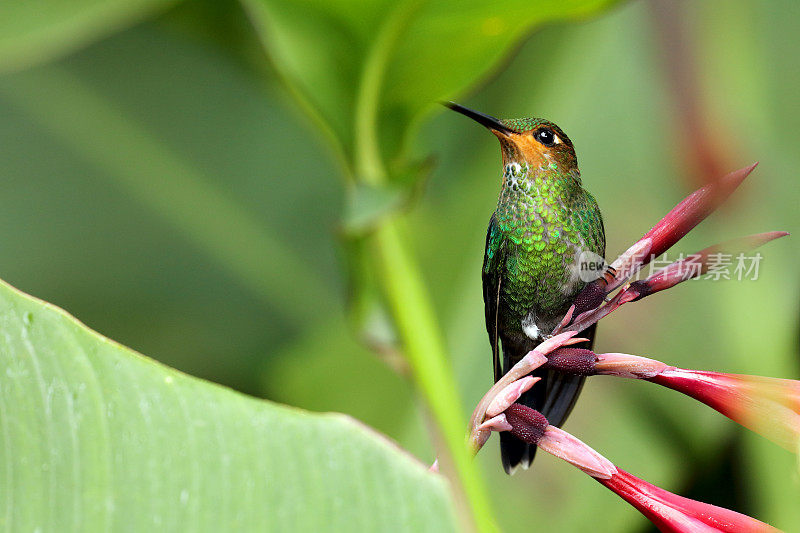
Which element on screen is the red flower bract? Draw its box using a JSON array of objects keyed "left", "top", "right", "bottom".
[
  {"left": 598, "top": 469, "right": 780, "bottom": 533},
  {"left": 604, "top": 163, "right": 757, "bottom": 294},
  {"left": 649, "top": 369, "right": 800, "bottom": 450},
  {"left": 543, "top": 349, "right": 800, "bottom": 451},
  {"left": 629, "top": 231, "right": 789, "bottom": 301},
  {"left": 498, "top": 403, "right": 781, "bottom": 532}
]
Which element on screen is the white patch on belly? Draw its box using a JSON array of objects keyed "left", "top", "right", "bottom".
[
  {"left": 522, "top": 322, "right": 540, "bottom": 340},
  {"left": 521, "top": 313, "right": 540, "bottom": 340}
]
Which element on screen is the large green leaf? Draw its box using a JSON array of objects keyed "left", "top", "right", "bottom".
[
  {"left": 0, "top": 278, "right": 457, "bottom": 531},
  {"left": 239, "top": 0, "right": 620, "bottom": 168},
  {"left": 0, "top": 0, "right": 182, "bottom": 73}
]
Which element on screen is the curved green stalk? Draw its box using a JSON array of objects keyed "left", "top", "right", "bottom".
[
  {"left": 352, "top": 2, "right": 496, "bottom": 530},
  {"left": 353, "top": 0, "right": 422, "bottom": 185},
  {"left": 373, "top": 220, "right": 496, "bottom": 532}
]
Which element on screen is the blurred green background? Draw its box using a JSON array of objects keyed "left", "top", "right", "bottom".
[{"left": 0, "top": 0, "right": 798, "bottom": 531}]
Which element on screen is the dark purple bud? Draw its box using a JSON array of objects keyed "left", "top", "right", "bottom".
[
  {"left": 545, "top": 348, "right": 598, "bottom": 376},
  {"left": 505, "top": 404, "right": 548, "bottom": 445},
  {"left": 571, "top": 280, "right": 606, "bottom": 316}
]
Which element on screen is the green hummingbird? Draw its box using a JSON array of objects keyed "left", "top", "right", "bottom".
[{"left": 446, "top": 103, "right": 606, "bottom": 474}]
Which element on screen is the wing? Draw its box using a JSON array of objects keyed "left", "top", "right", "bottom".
[
  {"left": 482, "top": 214, "right": 506, "bottom": 382},
  {"left": 585, "top": 189, "right": 606, "bottom": 257}
]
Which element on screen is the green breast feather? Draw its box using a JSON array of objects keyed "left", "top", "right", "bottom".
[{"left": 485, "top": 162, "right": 604, "bottom": 332}]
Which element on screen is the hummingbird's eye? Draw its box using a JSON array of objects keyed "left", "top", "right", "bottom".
[{"left": 534, "top": 128, "right": 557, "bottom": 147}]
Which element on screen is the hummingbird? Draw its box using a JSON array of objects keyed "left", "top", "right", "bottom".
[{"left": 446, "top": 103, "right": 606, "bottom": 474}]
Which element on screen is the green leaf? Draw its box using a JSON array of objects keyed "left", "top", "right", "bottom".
[
  {"left": 239, "top": 0, "right": 620, "bottom": 168},
  {"left": 0, "top": 65, "right": 335, "bottom": 325},
  {"left": 0, "top": 0, "right": 183, "bottom": 73},
  {"left": 0, "top": 278, "right": 457, "bottom": 531}
]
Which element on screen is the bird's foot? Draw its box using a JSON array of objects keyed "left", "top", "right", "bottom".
[{"left": 601, "top": 265, "right": 617, "bottom": 285}]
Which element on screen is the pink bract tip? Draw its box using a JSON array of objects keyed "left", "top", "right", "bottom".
[
  {"left": 486, "top": 376, "right": 541, "bottom": 417},
  {"left": 606, "top": 238, "right": 653, "bottom": 292},
  {"left": 561, "top": 336, "right": 591, "bottom": 346},
  {"left": 478, "top": 413, "right": 513, "bottom": 432},
  {"left": 594, "top": 353, "right": 671, "bottom": 379},
  {"left": 534, "top": 331, "right": 582, "bottom": 355},
  {"left": 538, "top": 426, "right": 617, "bottom": 479}
]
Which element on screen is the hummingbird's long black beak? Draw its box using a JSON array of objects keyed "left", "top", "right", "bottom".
[{"left": 443, "top": 102, "right": 517, "bottom": 135}]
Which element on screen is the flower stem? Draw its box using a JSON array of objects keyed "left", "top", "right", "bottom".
[{"left": 373, "top": 219, "right": 496, "bottom": 532}]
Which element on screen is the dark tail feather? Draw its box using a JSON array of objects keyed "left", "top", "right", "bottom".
[{"left": 500, "top": 324, "right": 597, "bottom": 474}]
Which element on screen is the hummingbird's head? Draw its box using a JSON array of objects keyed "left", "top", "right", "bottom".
[{"left": 444, "top": 102, "right": 577, "bottom": 173}]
